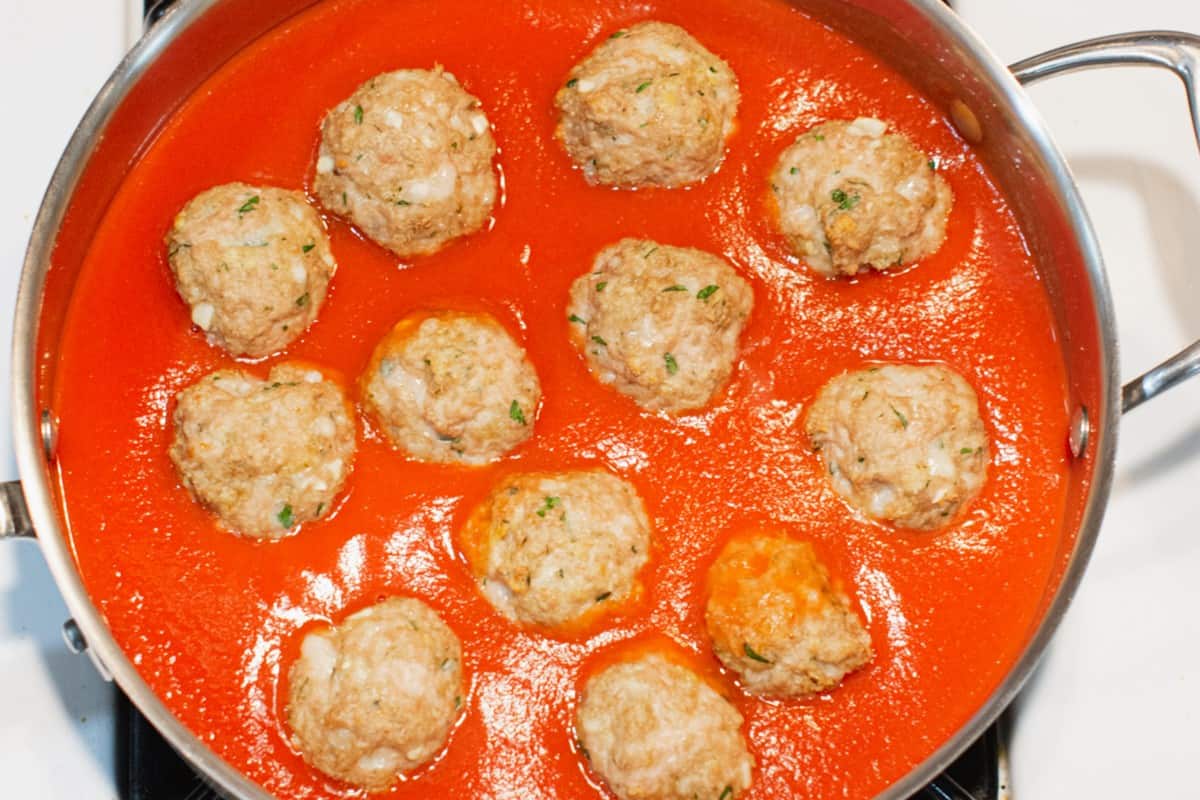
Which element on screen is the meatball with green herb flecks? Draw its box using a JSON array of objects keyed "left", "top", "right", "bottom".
[
  {"left": 806, "top": 363, "right": 989, "bottom": 529},
  {"left": 567, "top": 239, "right": 753, "bottom": 413},
  {"left": 576, "top": 651, "right": 754, "bottom": 800},
  {"left": 166, "top": 183, "right": 336, "bottom": 358},
  {"left": 286, "top": 597, "right": 465, "bottom": 791},
  {"left": 169, "top": 364, "right": 356, "bottom": 539},
  {"left": 555, "top": 21, "right": 740, "bottom": 188},
  {"left": 770, "top": 117, "right": 952, "bottom": 277},
  {"left": 315, "top": 67, "right": 498, "bottom": 258},
  {"left": 361, "top": 311, "right": 540, "bottom": 465},
  {"left": 459, "top": 470, "right": 651, "bottom": 632},
  {"left": 706, "top": 529, "right": 872, "bottom": 697}
]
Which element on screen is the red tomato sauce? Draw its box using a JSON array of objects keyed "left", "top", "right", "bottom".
[{"left": 49, "top": 0, "right": 1071, "bottom": 797}]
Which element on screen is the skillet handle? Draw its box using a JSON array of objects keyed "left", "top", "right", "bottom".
[
  {"left": 1010, "top": 31, "right": 1200, "bottom": 414},
  {"left": 0, "top": 481, "right": 34, "bottom": 540}
]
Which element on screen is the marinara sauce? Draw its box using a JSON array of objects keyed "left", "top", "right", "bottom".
[{"left": 50, "top": 0, "right": 1071, "bottom": 797}]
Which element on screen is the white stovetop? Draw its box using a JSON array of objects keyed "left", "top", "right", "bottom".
[{"left": 1, "top": 1, "right": 1197, "bottom": 798}]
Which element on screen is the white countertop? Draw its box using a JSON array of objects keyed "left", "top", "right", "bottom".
[{"left": 0, "top": 1, "right": 1196, "bottom": 798}]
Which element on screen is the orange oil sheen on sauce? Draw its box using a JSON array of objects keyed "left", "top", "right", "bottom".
[{"left": 51, "top": 0, "right": 1071, "bottom": 797}]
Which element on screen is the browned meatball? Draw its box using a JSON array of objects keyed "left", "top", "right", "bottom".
[
  {"left": 315, "top": 68, "right": 498, "bottom": 257},
  {"left": 286, "top": 598, "right": 464, "bottom": 790},
  {"left": 806, "top": 364, "right": 989, "bottom": 529},
  {"left": 566, "top": 239, "right": 753, "bottom": 413},
  {"left": 169, "top": 364, "right": 356, "bottom": 539},
  {"left": 556, "top": 22, "right": 740, "bottom": 187},
  {"left": 771, "top": 117, "right": 952, "bottom": 277},
  {"left": 166, "top": 183, "right": 336, "bottom": 357},
  {"left": 706, "top": 529, "right": 872, "bottom": 697}
]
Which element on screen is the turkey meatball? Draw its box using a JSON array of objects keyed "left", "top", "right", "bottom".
[
  {"left": 806, "top": 364, "right": 989, "bottom": 530},
  {"left": 314, "top": 67, "right": 498, "bottom": 258},
  {"left": 567, "top": 239, "right": 753, "bottom": 413},
  {"left": 576, "top": 651, "right": 754, "bottom": 800},
  {"left": 286, "top": 598, "right": 464, "bottom": 791},
  {"left": 770, "top": 117, "right": 952, "bottom": 277},
  {"left": 706, "top": 530, "right": 872, "bottom": 697},
  {"left": 460, "top": 470, "right": 651, "bottom": 631},
  {"left": 169, "top": 364, "right": 355, "bottom": 539},
  {"left": 555, "top": 21, "right": 740, "bottom": 187},
  {"left": 166, "top": 183, "right": 336, "bottom": 358},
  {"left": 361, "top": 311, "right": 541, "bottom": 464}
]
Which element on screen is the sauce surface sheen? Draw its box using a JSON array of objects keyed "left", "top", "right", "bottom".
[{"left": 52, "top": 0, "right": 1071, "bottom": 797}]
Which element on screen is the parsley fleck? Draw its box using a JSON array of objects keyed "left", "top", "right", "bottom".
[
  {"left": 790, "top": 166, "right": 799, "bottom": 175},
  {"left": 890, "top": 405, "right": 909, "bottom": 428},
  {"left": 636, "top": 81, "right": 652, "bottom": 93},
  {"left": 236, "top": 195, "right": 260, "bottom": 216},
  {"left": 710, "top": 66, "right": 718, "bottom": 74},
  {"left": 663, "top": 284, "right": 688, "bottom": 292},
  {"left": 302, "top": 242, "right": 315, "bottom": 253},
  {"left": 595, "top": 281, "right": 607, "bottom": 292},
  {"left": 591, "top": 335, "right": 607, "bottom": 346},
  {"left": 813, "top": 133, "right": 825, "bottom": 141},
  {"left": 697, "top": 284, "right": 719, "bottom": 301},
  {"left": 295, "top": 293, "right": 309, "bottom": 308},
  {"left": 643, "top": 246, "right": 658, "bottom": 258},
  {"left": 609, "top": 30, "right": 626, "bottom": 38},
  {"left": 568, "top": 313, "right": 587, "bottom": 324},
  {"left": 353, "top": 104, "right": 363, "bottom": 124},
  {"left": 316, "top": 502, "right": 325, "bottom": 516},
  {"left": 831, "top": 188, "right": 860, "bottom": 211},
  {"left": 535, "top": 496, "right": 562, "bottom": 517},
  {"left": 510, "top": 400, "right": 526, "bottom": 425},
  {"left": 664, "top": 353, "right": 679, "bottom": 375},
  {"left": 743, "top": 643, "right": 770, "bottom": 663},
  {"left": 960, "top": 447, "right": 974, "bottom": 454},
  {"left": 929, "top": 157, "right": 940, "bottom": 171},
  {"left": 396, "top": 199, "right": 411, "bottom": 206},
  {"left": 566, "top": 78, "right": 579, "bottom": 88},
  {"left": 341, "top": 191, "right": 348, "bottom": 206},
  {"left": 719, "top": 787, "right": 734, "bottom": 800},
  {"left": 595, "top": 591, "right": 612, "bottom": 602},
  {"left": 277, "top": 505, "right": 294, "bottom": 528}
]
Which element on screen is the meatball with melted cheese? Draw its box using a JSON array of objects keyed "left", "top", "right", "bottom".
[
  {"left": 706, "top": 530, "right": 872, "bottom": 697},
  {"left": 286, "top": 598, "right": 464, "bottom": 791},
  {"left": 169, "top": 364, "right": 355, "bottom": 539},
  {"left": 806, "top": 364, "right": 989, "bottom": 529},
  {"left": 576, "top": 651, "right": 754, "bottom": 800},
  {"left": 566, "top": 239, "right": 753, "bottom": 413},
  {"left": 555, "top": 21, "right": 740, "bottom": 187},
  {"left": 361, "top": 311, "right": 541, "bottom": 465},
  {"left": 166, "top": 183, "right": 336, "bottom": 358},
  {"left": 770, "top": 117, "right": 952, "bottom": 277},
  {"left": 460, "top": 470, "right": 651, "bottom": 632},
  {"left": 314, "top": 67, "right": 498, "bottom": 258}
]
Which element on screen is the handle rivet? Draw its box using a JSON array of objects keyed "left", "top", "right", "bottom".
[
  {"left": 1068, "top": 405, "right": 1089, "bottom": 458},
  {"left": 61, "top": 618, "right": 88, "bottom": 655},
  {"left": 40, "top": 409, "right": 58, "bottom": 461},
  {"left": 950, "top": 99, "right": 984, "bottom": 144}
]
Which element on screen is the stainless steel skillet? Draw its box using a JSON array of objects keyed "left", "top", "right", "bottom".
[{"left": 4, "top": 1, "right": 1199, "bottom": 797}]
